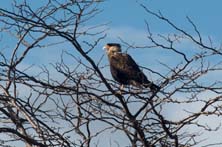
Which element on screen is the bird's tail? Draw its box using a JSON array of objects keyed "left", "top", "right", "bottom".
[
  {"left": 150, "top": 83, "right": 160, "bottom": 92},
  {"left": 144, "top": 82, "right": 160, "bottom": 92}
]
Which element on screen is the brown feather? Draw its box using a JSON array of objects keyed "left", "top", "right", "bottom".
[{"left": 104, "top": 43, "right": 160, "bottom": 92}]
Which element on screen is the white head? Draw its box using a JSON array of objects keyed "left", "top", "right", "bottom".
[{"left": 103, "top": 43, "right": 122, "bottom": 56}]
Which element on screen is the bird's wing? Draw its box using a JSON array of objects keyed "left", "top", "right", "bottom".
[
  {"left": 111, "top": 53, "right": 140, "bottom": 73},
  {"left": 121, "top": 53, "right": 142, "bottom": 73},
  {"left": 110, "top": 53, "right": 148, "bottom": 83},
  {"left": 110, "top": 53, "right": 159, "bottom": 90}
]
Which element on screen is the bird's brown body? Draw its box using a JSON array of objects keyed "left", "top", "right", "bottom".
[{"left": 104, "top": 43, "right": 159, "bottom": 92}]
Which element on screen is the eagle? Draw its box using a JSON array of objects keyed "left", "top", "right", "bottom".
[{"left": 104, "top": 43, "right": 160, "bottom": 92}]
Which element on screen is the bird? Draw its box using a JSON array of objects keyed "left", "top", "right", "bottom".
[{"left": 103, "top": 43, "right": 160, "bottom": 92}]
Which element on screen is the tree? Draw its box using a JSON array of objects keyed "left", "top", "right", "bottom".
[{"left": 0, "top": 0, "right": 222, "bottom": 147}]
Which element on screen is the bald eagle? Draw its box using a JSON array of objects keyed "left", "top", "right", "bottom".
[{"left": 104, "top": 43, "right": 160, "bottom": 92}]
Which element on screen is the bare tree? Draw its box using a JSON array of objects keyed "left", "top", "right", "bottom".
[{"left": 0, "top": 0, "right": 222, "bottom": 147}]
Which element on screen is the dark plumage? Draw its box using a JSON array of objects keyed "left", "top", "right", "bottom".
[{"left": 104, "top": 43, "right": 160, "bottom": 92}]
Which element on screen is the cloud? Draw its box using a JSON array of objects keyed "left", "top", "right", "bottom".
[{"left": 5, "top": 24, "right": 222, "bottom": 146}]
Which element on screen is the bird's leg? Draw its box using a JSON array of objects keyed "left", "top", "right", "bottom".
[
  {"left": 120, "top": 84, "right": 124, "bottom": 91},
  {"left": 117, "top": 84, "right": 124, "bottom": 95}
]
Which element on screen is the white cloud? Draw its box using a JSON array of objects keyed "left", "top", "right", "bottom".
[{"left": 4, "top": 24, "right": 222, "bottom": 146}]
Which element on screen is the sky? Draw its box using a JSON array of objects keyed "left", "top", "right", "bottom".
[
  {"left": 2, "top": 0, "right": 222, "bottom": 68},
  {"left": 1, "top": 0, "right": 222, "bottom": 146},
  {"left": 101, "top": 0, "right": 222, "bottom": 36}
]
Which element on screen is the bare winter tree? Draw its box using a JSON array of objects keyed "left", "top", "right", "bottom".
[{"left": 0, "top": 1, "right": 222, "bottom": 147}]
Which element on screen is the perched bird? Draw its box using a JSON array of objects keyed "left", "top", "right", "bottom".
[{"left": 104, "top": 43, "right": 160, "bottom": 92}]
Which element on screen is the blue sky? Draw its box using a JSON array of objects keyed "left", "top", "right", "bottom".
[
  {"left": 98, "top": 1, "right": 216, "bottom": 28},
  {"left": 99, "top": 0, "right": 222, "bottom": 37},
  {"left": 2, "top": 0, "right": 222, "bottom": 68},
  {"left": 70, "top": 1, "right": 222, "bottom": 146},
  {"left": 1, "top": 0, "right": 222, "bottom": 146}
]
